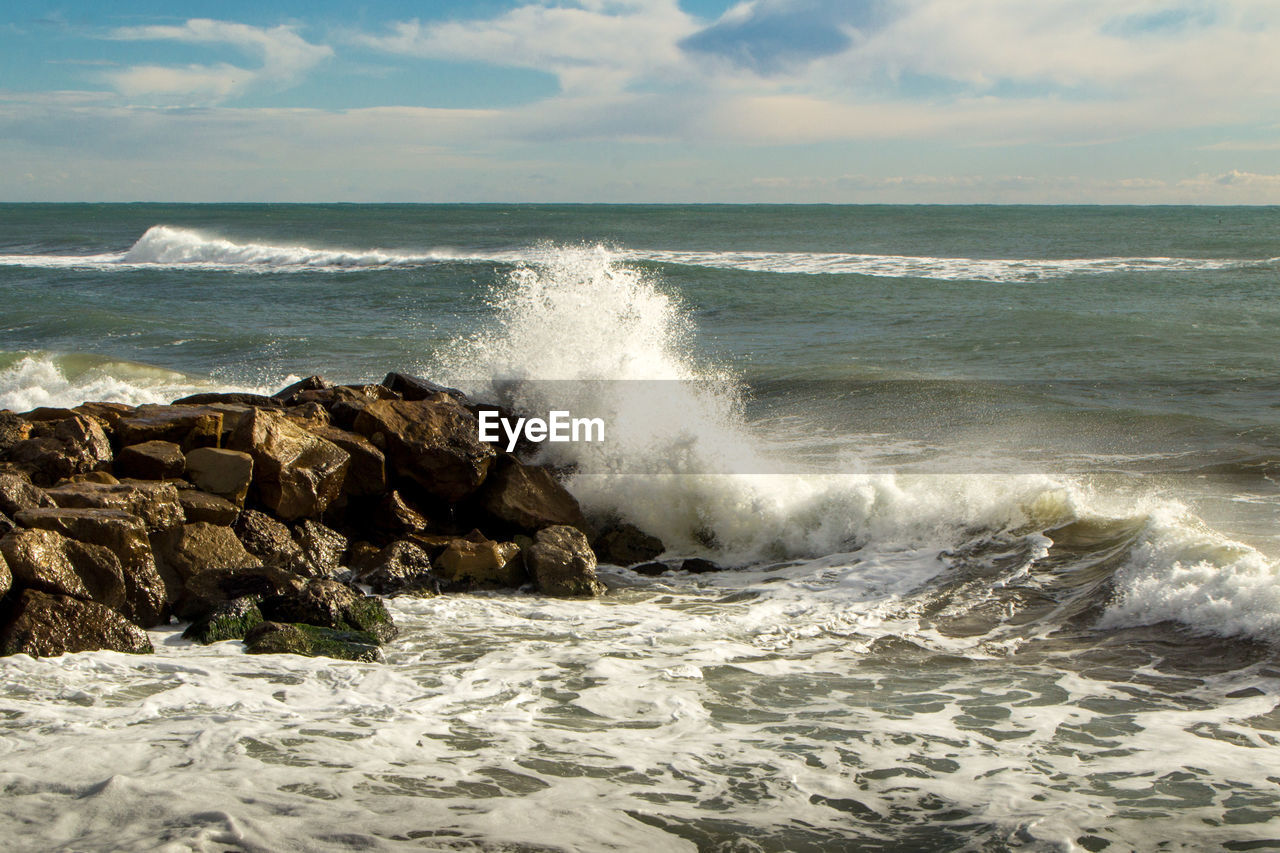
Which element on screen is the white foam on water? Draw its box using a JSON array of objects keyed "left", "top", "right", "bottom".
[
  {"left": 0, "top": 225, "right": 1272, "bottom": 282},
  {"left": 0, "top": 353, "right": 252, "bottom": 411}
]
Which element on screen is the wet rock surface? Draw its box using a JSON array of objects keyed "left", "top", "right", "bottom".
[{"left": 0, "top": 371, "right": 671, "bottom": 661}]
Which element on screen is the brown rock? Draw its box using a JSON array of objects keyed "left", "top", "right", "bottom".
[
  {"left": 17, "top": 407, "right": 79, "bottom": 422},
  {"left": 228, "top": 409, "right": 349, "bottom": 520},
  {"left": 45, "top": 480, "right": 183, "bottom": 533},
  {"left": 117, "top": 441, "right": 185, "bottom": 481},
  {"left": 174, "top": 565, "right": 305, "bottom": 622},
  {"left": 116, "top": 405, "right": 223, "bottom": 451},
  {"left": 593, "top": 522, "right": 665, "bottom": 566},
  {"left": 153, "top": 522, "right": 263, "bottom": 583},
  {"left": 0, "top": 527, "right": 127, "bottom": 611},
  {"left": 234, "top": 509, "right": 304, "bottom": 571},
  {"left": 73, "top": 402, "right": 136, "bottom": 430},
  {"left": 476, "top": 459, "right": 585, "bottom": 533},
  {"left": 434, "top": 537, "right": 525, "bottom": 587},
  {"left": 272, "top": 375, "right": 331, "bottom": 404},
  {"left": 380, "top": 372, "right": 467, "bottom": 402},
  {"left": 1, "top": 590, "right": 153, "bottom": 657},
  {"left": 184, "top": 447, "right": 253, "bottom": 506},
  {"left": 293, "top": 519, "right": 347, "bottom": 578},
  {"left": 0, "top": 471, "right": 53, "bottom": 516},
  {"left": 178, "top": 489, "right": 240, "bottom": 526},
  {"left": 524, "top": 525, "right": 605, "bottom": 598},
  {"left": 0, "top": 547, "right": 10, "bottom": 598},
  {"left": 171, "top": 392, "right": 281, "bottom": 408},
  {"left": 0, "top": 411, "right": 33, "bottom": 452},
  {"left": 353, "top": 398, "right": 494, "bottom": 501},
  {"left": 14, "top": 507, "right": 168, "bottom": 626},
  {"left": 307, "top": 424, "right": 386, "bottom": 497},
  {"left": 9, "top": 415, "right": 113, "bottom": 485},
  {"left": 357, "top": 539, "right": 437, "bottom": 596}
]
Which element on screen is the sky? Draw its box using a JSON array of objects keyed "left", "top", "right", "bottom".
[{"left": 1, "top": 0, "right": 1278, "bottom": 203}]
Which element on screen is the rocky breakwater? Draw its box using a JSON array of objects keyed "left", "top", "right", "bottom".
[{"left": 0, "top": 373, "right": 665, "bottom": 662}]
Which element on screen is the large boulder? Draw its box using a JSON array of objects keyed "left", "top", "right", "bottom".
[
  {"left": 433, "top": 537, "right": 525, "bottom": 587},
  {"left": 44, "top": 480, "right": 183, "bottom": 533},
  {"left": 173, "top": 565, "right": 305, "bottom": 623},
  {"left": 243, "top": 621, "right": 381, "bottom": 662},
  {"left": 177, "top": 488, "right": 240, "bottom": 526},
  {"left": 380, "top": 372, "right": 466, "bottom": 402},
  {"left": 259, "top": 578, "right": 397, "bottom": 642},
  {"left": 171, "top": 392, "right": 281, "bottom": 408},
  {"left": 116, "top": 405, "right": 222, "bottom": 451},
  {"left": 14, "top": 507, "right": 168, "bottom": 627},
  {"left": 592, "top": 522, "right": 665, "bottom": 567},
  {"left": 524, "top": 525, "right": 605, "bottom": 598},
  {"left": 184, "top": 447, "right": 253, "bottom": 506},
  {"left": 0, "top": 527, "right": 127, "bottom": 612},
  {"left": 234, "top": 509, "right": 305, "bottom": 571},
  {"left": 153, "top": 522, "right": 263, "bottom": 584},
  {"left": 306, "top": 425, "right": 387, "bottom": 497},
  {"left": 9, "top": 415, "right": 113, "bottom": 485},
  {"left": 116, "top": 441, "right": 185, "bottom": 481},
  {"left": 1, "top": 590, "right": 153, "bottom": 657},
  {"left": 475, "top": 460, "right": 585, "bottom": 533},
  {"left": 228, "top": 409, "right": 349, "bottom": 520},
  {"left": 293, "top": 520, "right": 347, "bottom": 578},
  {"left": 353, "top": 398, "right": 495, "bottom": 501},
  {"left": 356, "top": 539, "right": 437, "bottom": 596},
  {"left": 0, "top": 472, "right": 53, "bottom": 517}
]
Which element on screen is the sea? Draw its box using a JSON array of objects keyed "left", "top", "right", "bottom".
[{"left": 1, "top": 203, "right": 1279, "bottom": 851}]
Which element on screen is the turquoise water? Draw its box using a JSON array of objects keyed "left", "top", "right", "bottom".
[{"left": 2, "top": 204, "right": 1280, "bottom": 851}]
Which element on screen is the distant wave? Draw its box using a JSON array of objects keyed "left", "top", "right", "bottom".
[
  {"left": 0, "top": 225, "right": 1275, "bottom": 282},
  {"left": 624, "top": 249, "right": 1279, "bottom": 282}
]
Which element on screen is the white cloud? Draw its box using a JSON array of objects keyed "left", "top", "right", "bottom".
[
  {"left": 355, "top": 1, "right": 697, "bottom": 95},
  {"left": 104, "top": 19, "right": 332, "bottom": 104}
]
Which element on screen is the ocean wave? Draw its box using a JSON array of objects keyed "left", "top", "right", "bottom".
[
  {"left": 0, "top": 352, "right": 254, "bottom": 411},
  {"left": 0, "top": 226, "right": 1274, "bottom": 281},
  {"left": 432, "top": 245, "right": 1280, "bottom": 644}
]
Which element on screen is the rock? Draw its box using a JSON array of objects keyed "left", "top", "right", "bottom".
[
  {"left": 116, "top": 441, "right": 185, "bottom": 481},
  {"left": 0, "top": 472, "right": 53, "bottom": 516},
  {"left": 0, "top": 527, "right": 127, "bottom": 612},
  {"left": 353, "top": 399, "right": 494, "bottom": 502},
  {"left": 14, "top": 507, "right": 168, "bottom": 627},
  {"left": 228, "top": 409, "right": 349, "bottom": 520},
  {"left": 69, "top": 471, "right": 120, "bottom": 485},
  {"left": 475, "top": 459, "right": 585, "bottom": 533},
  {"left": 362, "top": 489, "right": 432, "bottom": 542},
  {"left": 73, "top": 402, "right": 136, "bottom": 430},
  {"left": 0, "top": 548, "right": 10, "bottom": 598},
  {"left": 593, "top": 522, "right": 665, "bottom": 566},
  {"left": 380, "top": 372, "right": 467, "bottom": 402},
  {"left": 177, "top": 489, "right": 240, "bottom": 526},
  {"left": 9, "top": 415, "right": 113, "bottom": 485},
  {"left": 0, "top": 511, "right": 11, "bottom": 537},
  {"left": 1, "top": 590, "right": 153, "bottom": 657},
  {"left": 116, "top": 405, "right": 223, "bottom": 451},
  {"left": 293, "top": 520, "right": 347, "bottom": 578},
  {"left": 357, "top": 539, "right": 437, "bottom": 596},
  {"left": 173, "top": 566, "right": 306, "bottom": 623},
  {"left": 433, "top": 537, "right": 525, "bottom": 587},
  {"left": 680, "top": 558, "right": 721, "bottom": 574},
  {"left": 283, "top": 402, "right": 330, "bottom": 430},
  {"left": 17, "top": 407, "right": 79, "bottom": 422},
  {"left": 243, "top": 621, "right": 382, "bottom": 662},
  {"left": 632, "top": 561, "right": 670, "bottom": 576},
  {"left": 272, "top": 375, "right": 331, "bottom": 404},
  {"left": 260, "top": 578, "right": 397, "bottom": 642},
  {"left": 153, "top": 522, "right": 263, "bottom": 584},
  {"left": 0, "top": 411, "right": 32, "bottom": 452},
  {"left": 44, "top": 480, "right": 183, "bottom": 533},
  {"left": 181, "top": 597, "right": 264, "bottom": 644},
  {"left": 184, "top": 447, "right": 253, "bottom": 506},
  {"left": 171, "top": 392, "right": 282, "bottom": 408},
  {"left": 234, "top": 509, "right": 304, "bottom": 571},
  {"left": 524, "top": 525, "right": 605, "bottom": 598},
  {"left": 306, "top": 425, "right": 386, "bottom": 497}
]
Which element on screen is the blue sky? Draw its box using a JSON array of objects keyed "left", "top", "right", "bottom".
[{"left": 2, "top": 0, "right": 1278, "bottom": 202}]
